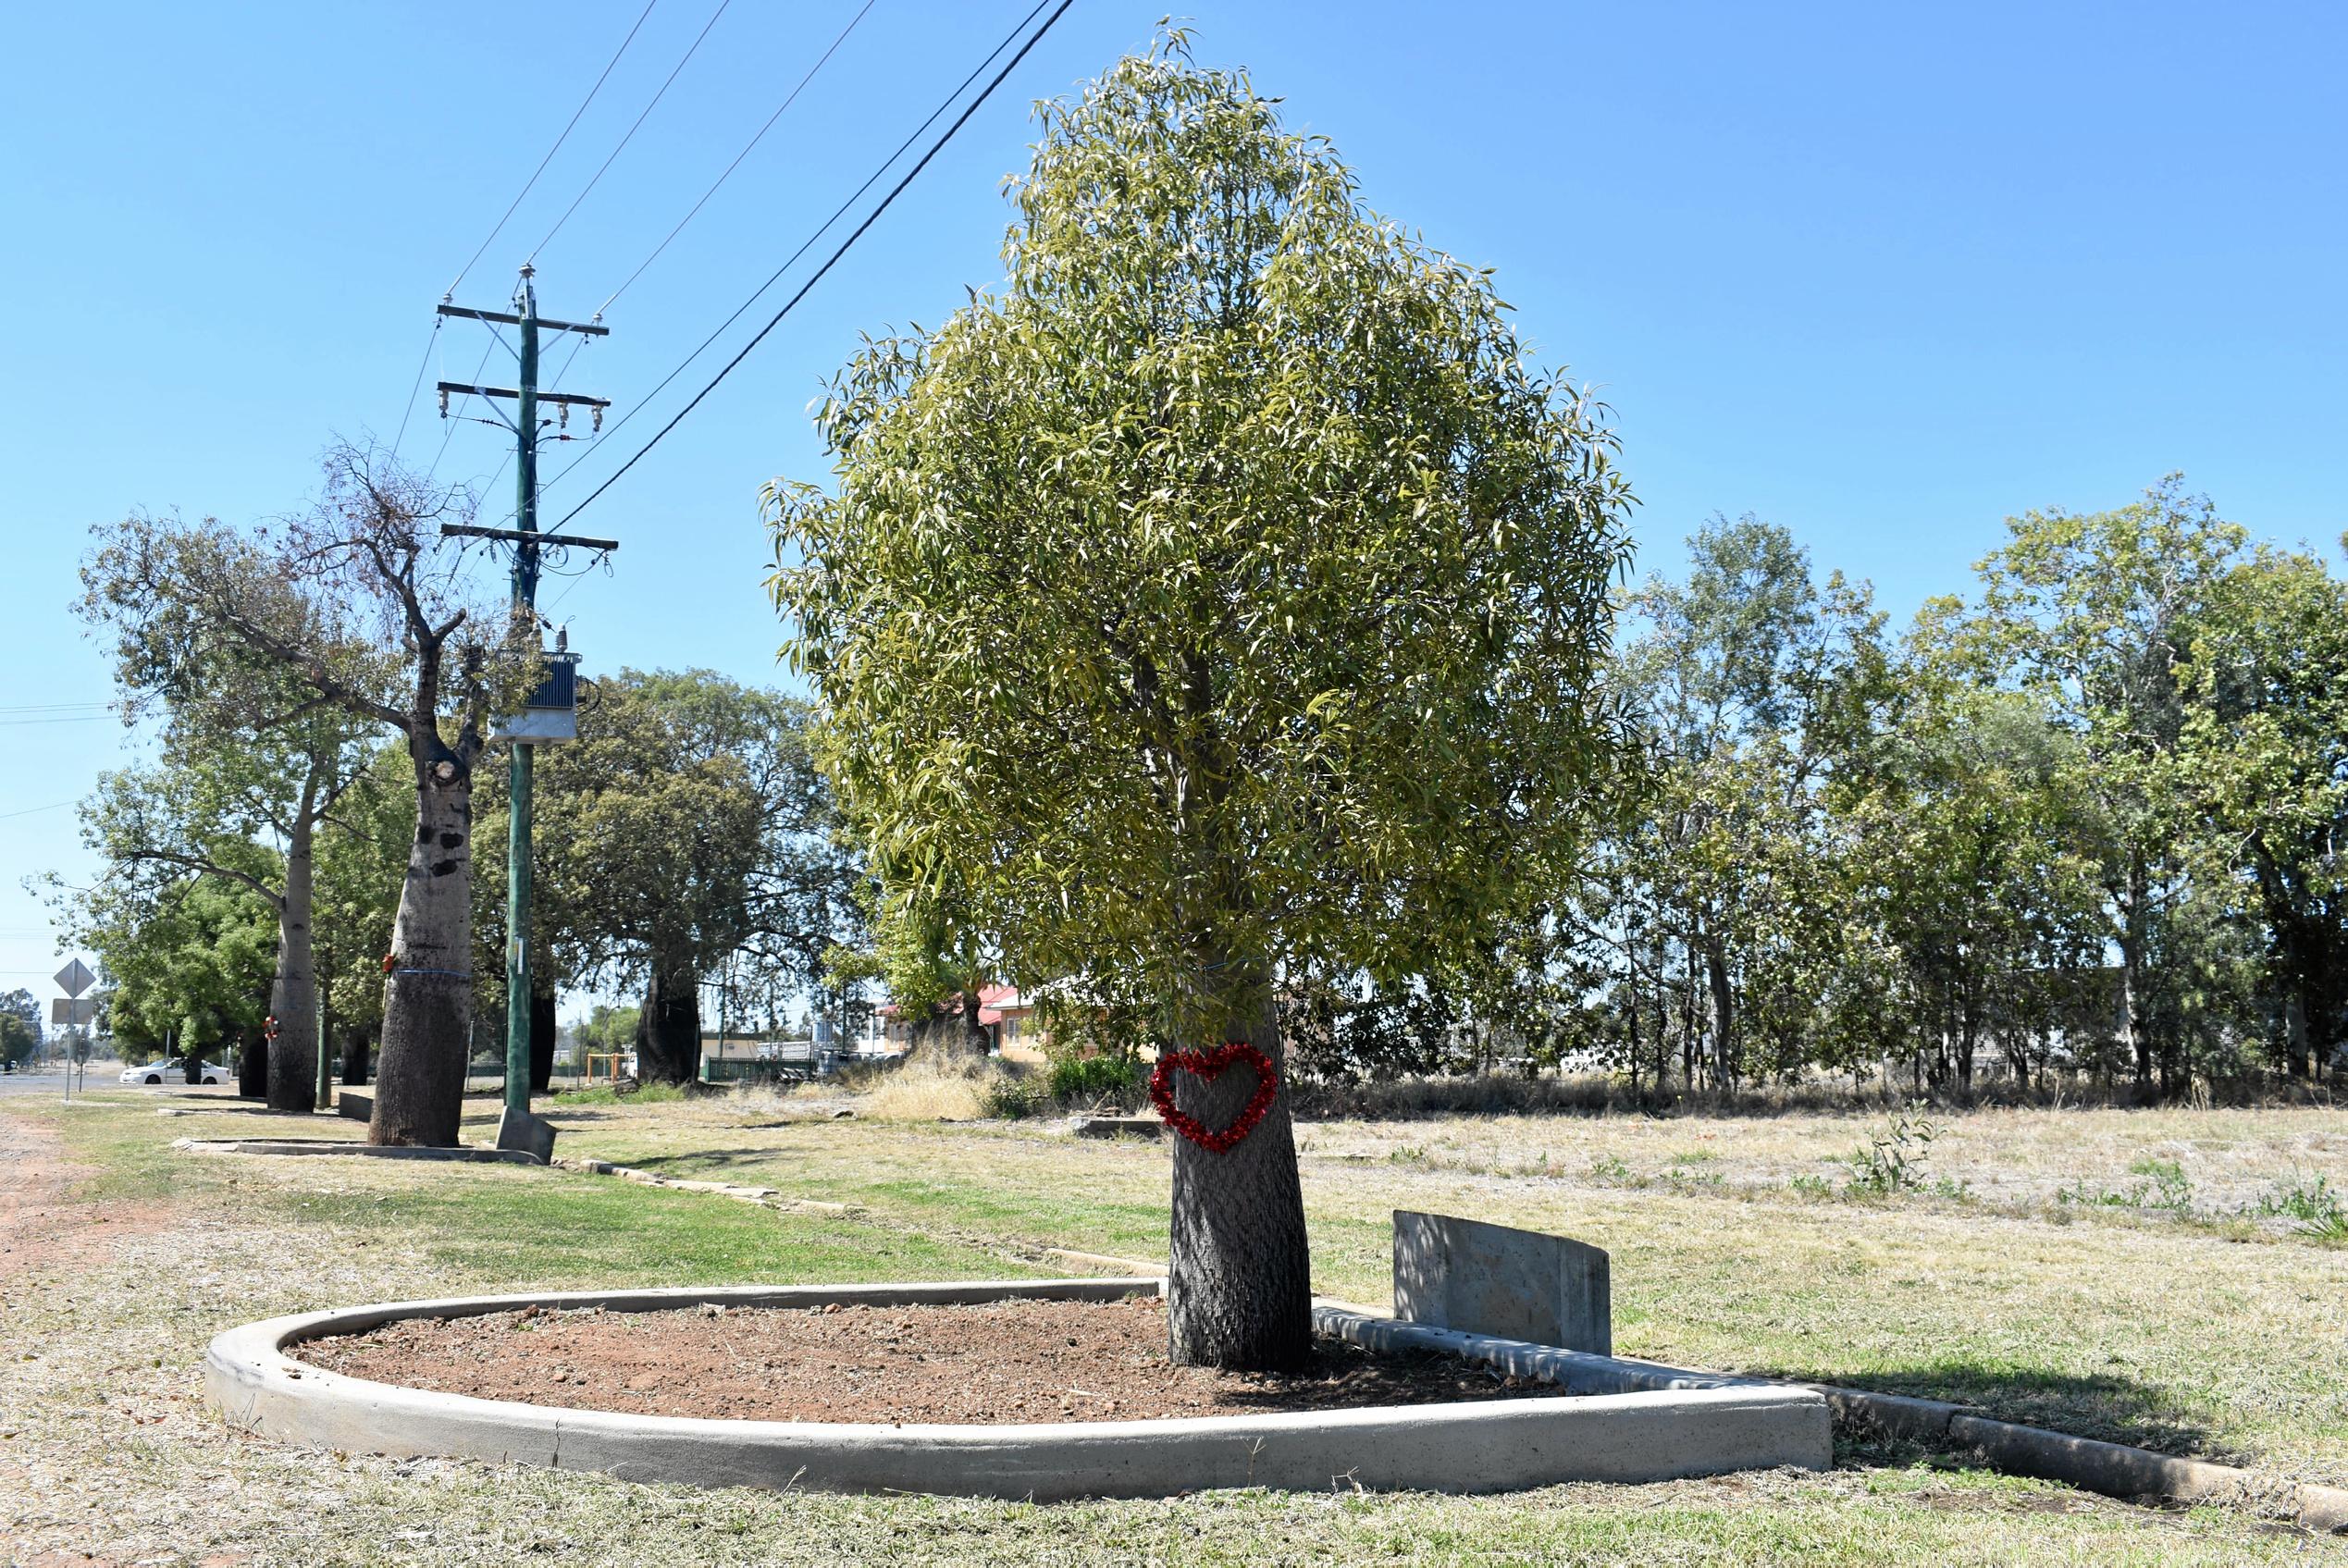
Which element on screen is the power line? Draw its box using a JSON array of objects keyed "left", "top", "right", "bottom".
[
  {"left": 543, "top": 0, "right": 1071, "bottom": 529},
  {"left": 591, "top": 0, "right": 880, "bottom": 319},
  {"left": 527, "top": 0, "right": 733, "bottom": 266},
  {"left": 428, "top": 336, "right": 502, "bottom": 483},
  {"left": 534, "top": 0, "right": 883, "bottom": 479},
  {"left": 542, "top": 0, "right": 1057, "bottom": 499},
  {"left": 389, "top": 315, "right": 443, "bottom": 460},
  {"left": 0, "top": 801, "right": 76, "bottom": 821},
  {"left": 445, "top": 0, "right": 662, "bottom": 298}
]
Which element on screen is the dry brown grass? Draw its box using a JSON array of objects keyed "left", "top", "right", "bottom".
[{"left": 781, "top": 1051, "right": 1021, "bottom": 1122}]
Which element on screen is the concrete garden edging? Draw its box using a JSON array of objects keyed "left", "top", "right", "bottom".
[
  {"left": 1316, "top": 1305, "right": 2348, "bottom": 1534},
  {"left": 204, "top": 1278, "right": 1831, "bottom": 1500},
  {"left": 172, "top": 1137, "right": 543, "bottom": 1167}
]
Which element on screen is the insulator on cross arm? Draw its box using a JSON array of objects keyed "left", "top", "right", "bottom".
[{"left": 438, "top": 389, "right": 450, "bottom": 417}]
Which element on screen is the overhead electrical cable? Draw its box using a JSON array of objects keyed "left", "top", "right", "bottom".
[
  {"left": 541, "top": 0, "right": 1070, "bottom": 525},
  {"left": 527, "top": 0, "right": 734, "bottom": 265},
  {"left": 535, "top": 0, "right": 880, "bottom": 464},
  {"left": 445, "top": 0, "right": 661, "bottom": 298},
  {"left": 388, "top": 315, "right": 443, "bottom": 460},
  {"left": 427, "top": 336, "right": 501, "bottom": 483},
  {"left": 592, "top": 0, "right": 880, "bottom": 318}
]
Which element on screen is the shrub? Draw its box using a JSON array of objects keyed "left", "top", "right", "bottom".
[
  {"left": 982, "top": 1079, "right": 1043, "bottom": 1119},
  {"left": 1047, "top": 1054, "right": 1142, "bottom": 1107},
  {"left": 1844, "top": 1105, "right": 1938, "bottom": 1195}
]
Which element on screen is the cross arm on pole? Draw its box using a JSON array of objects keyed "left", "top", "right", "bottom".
[
  {"left": 437, "top": 302, "right": 610, "bottom": 337},
  {"left": 436, "top": 381, "right": 612, "bottom": 410},
  {"left": 441, "top": 524, "right": 621, "bottom": 552}
]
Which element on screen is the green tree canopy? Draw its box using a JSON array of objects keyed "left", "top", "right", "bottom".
[
  {"left": 769, "top": 34, "right": 1633, "bottom": 1366},
  {"left": 476, "top": 669, "right": 861, "bottom": 1083}
]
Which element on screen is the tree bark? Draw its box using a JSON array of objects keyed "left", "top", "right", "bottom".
[
  {"left": 1165, "top": 977, "right": 1313, "bottom": 1373},
  {"left": 266, "top": 811, "right": 319, "bottom": 1112},
  {"left": 636, "top": 964, "right": 701, "bottom": 1085},
  {"left": 1704, "top": 937, "right": 1736, "bottom": 1091},
  {"left": 2120, "top": 861, "right": 2151, "bottom": 1089},
  {"left": 342, "top": 1027, "right": 371, "bottom": 1087},
  {"left": 530, "top": 984, "right": 557, "bottom": 1093},
  {"left": 370, "top": 757, "right": 475, "bottom": 1146},
  {"left": 238, "top": 1035, "right": 267, "bottom": 1099}
]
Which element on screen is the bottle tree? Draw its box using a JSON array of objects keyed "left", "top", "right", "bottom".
[{"left": 768, "top": 35, "right": 1633, "bottom": 1370}]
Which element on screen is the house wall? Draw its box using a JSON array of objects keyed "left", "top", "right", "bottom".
[{"left": 996, "top": 1010, "right": 1051, "bottom": 1066}]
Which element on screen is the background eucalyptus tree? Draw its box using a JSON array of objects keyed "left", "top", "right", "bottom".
[
  {"left": 770, "top": 36, "right": 1634, "bottom": 1368},
  {"left": 486, "top": 669, "right": 859, "bottom": 1085}
]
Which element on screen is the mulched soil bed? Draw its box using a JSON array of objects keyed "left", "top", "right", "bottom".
[{"left": 297, "top": 1295, "right": 1571, "bottom": 1423}]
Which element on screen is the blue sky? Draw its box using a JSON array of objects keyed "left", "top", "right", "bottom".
[{"left": 3, "top": 0, "right": 2342, "bottom": 1006}]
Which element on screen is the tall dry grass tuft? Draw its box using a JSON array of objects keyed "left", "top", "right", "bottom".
[{"left": 800, "top": 1052, "right": 1021, "bottom": 1121}]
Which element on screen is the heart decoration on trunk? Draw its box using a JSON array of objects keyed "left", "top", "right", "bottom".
[{"left": 1148, "top": 1042, "right": 1279, "bottom": 1154}]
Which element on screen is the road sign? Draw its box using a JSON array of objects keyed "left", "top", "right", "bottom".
[
  {"left": 54, "top": 958, "right": 93, "bottom": 998},
  {"left": 50, "top": 997, "right": 95, "bottom": 1026}
]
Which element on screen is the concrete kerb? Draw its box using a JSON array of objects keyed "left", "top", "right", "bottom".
[
  {"left": 1316, "top": 1293, "right": 2347, "bottom": 1534},
  {"left": 172, "top": 1137, "right": 542, "bottom": 1167},
  {"left": 204, "top": 1278, "right": 1831, "bottom": 1500}
]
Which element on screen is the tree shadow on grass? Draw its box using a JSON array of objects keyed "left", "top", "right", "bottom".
[
  {"left": 606, "top": 1147, "right": 796, "bottom": 1174},
  {"left": 1761, "top": 1354, "right": 2228, "bottom": 1462}
]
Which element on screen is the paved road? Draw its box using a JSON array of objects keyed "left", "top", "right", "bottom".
[{"left": 0, "top": 1066, "right": 242, "bottom": 1099}]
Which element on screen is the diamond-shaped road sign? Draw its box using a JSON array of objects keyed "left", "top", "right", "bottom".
[{"left": 54, "top": 958, "right": 93, "bottom": 998}]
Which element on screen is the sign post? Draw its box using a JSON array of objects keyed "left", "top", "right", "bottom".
[{"left": 54, "top": 959, "right": 93, "bottom": 1101}]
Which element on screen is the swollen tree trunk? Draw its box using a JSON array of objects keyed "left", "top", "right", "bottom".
[
  {"left": 1166, "top": 979, "right": 1312, "bottom": 1372},
  {"left": 636, "top": 964, "right": 701, "bottom": 1085},
  {"left": 371, "top": 755, "right": 475, "bottom": 1146},
  {"left": 343, "top": 1028, "right": 371, "bottom": 1087},
  {"left": 266, "top": 811, "right": 319, "bottom": 1112}
]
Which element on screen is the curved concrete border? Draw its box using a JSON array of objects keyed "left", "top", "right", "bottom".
[
  {"left": 204, "top": 1278, "right": 1830, "bottom": 1500},
  {"left": 173, "top": 1137, "right": 542, "bottom": 1167}
]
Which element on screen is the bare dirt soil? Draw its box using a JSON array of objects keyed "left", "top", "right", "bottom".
[
  {"left": 300, "top": 1294, "right": 1568, "bottom": 1423},
  {"left": 0, "top": 1111, "right": 171, "bottom": 1295}
]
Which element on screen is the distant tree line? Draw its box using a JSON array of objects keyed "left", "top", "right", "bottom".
[
  {"left": 1288, "top": 481, "right": 2347, "bottom": 1097},
  {"left": 62, "top": 456, "right": 2342, "bottom": 1111}
]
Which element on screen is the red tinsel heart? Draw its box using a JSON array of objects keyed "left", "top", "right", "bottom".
[{"left": 1148, "top": 1043, "right": 1279, "bottom": 1154}]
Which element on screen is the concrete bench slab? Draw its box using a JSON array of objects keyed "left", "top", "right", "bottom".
[{"left": 1393, "top": 1209, "right": 1611, "bottom": 1355}]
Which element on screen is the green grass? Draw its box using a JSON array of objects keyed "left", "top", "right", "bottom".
[{"left": 6, "top": 1093, "right": 2345, "bottom": 1565}]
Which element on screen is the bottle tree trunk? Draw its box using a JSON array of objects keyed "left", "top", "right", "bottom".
[
  {"left": 636, "top": 964, "right": 701, "bottom": 1085},
  {"left": 371, "top": 755, "right": 475, "bottom": 1146},
  {"left": 1165, "top": 976, "right": 1313, "bottom": 1373},
  {"left": 342, "top": 1027, "right": 371, "bottom": 1088},
  {"left": 266, "top": 813, "right": 319, "bottom": 1112}
]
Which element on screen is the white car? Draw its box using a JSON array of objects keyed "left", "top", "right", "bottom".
[{"left": 119, "top": 1059, "right": 224, "bottom": 1085}]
